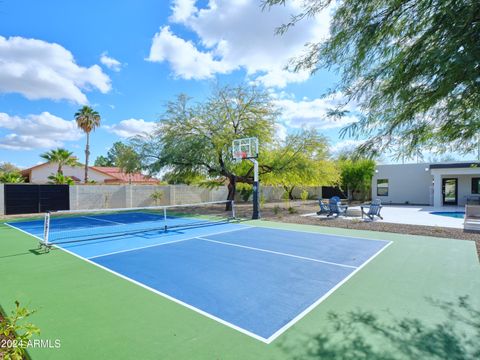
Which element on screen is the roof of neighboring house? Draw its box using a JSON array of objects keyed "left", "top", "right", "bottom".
[
  {"left": 91, "top": 167, "right": 159, "bottom": 184},
  {"left": 20, "top": 162, "right": 158, "bottom": 184},
  {"left": 20, "top": 162, "right": 115, "bottom": 179}
]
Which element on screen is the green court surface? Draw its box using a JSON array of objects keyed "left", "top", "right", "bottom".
[{"left": 1, "top": 220, "right": 479, "bottom": 359}]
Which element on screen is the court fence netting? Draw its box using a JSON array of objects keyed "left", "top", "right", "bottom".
[{"left": 41, "top": 200, "right": 236, "bottom": 248}]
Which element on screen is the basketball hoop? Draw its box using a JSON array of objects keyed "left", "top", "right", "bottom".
[
  {"left": 232, "top": 137, "right": 260, "bottom": 220},
  {"left": 232, "top": 137, "right": 258, "bottom": 160}
]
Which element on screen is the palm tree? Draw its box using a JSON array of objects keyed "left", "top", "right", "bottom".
[
  {"left": 40, "top": 148, "right": 77, "bottom": 175},
  {"left": 74, "top": 106, "right": 101, "bottom": 182},
  {"left": 47, "top": 173, "right": 75, "bottom": 185}
]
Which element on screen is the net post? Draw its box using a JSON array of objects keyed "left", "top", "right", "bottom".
[
  {"left": 43, "top": 211, "right": 51, "bottom": 248},
  {"left": 163, "top": 207, "right": 167, "bottom": 231},
  {"left": 231, "top": 200, "right": 236, "bottom": 219}
]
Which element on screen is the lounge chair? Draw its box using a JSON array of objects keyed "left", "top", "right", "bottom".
[
  {"left": 317, "top": 198, "right": 330, "bottom": 215},
  {"left": 361, "top": 199, "right": 383, "bottom": 220},
  {"left": 327, "top": 196, "right": 348, "bottom": 217}
]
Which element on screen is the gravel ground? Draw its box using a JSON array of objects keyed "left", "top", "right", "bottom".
[{"left": 235, "top": 200, "right": 480, "bottom": 259}]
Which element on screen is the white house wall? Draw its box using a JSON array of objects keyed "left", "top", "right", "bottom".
[
  {"left": 29, "top": 164, "right": 112, "bottom": 183},
  {"left": 372, "top": 163, "right": 432, "bottom": 205}
]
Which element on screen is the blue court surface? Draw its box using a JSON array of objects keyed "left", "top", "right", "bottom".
[{"left": 8, "top": 213, "right": 391, "bottom": 343}]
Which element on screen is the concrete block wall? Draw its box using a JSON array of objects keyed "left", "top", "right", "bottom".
[
  {"left": 70, "top": 185, "right": 127, "bottom": 210},
  {"left": 0, "top": 184, "right": 4, "bottom": 215},
  {"left": 0, "top": 184, "right": 324, "bottom": 214}
]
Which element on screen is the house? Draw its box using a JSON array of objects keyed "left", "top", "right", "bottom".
[
  {"left": 372, "top": 162, "right": 480, "bottom": 207},
  {"left": 21, "top": 162, "right": 158, "bottom": 184}
]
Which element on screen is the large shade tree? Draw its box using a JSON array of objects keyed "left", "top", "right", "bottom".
[
  {"left": 40, "top": 148, "right": 77, "bottom": 175},
  {"left": 116, "top": 146, "right": 143, "bottom": 184},
  {"left": 133, "top": 85, "right": 326, "bottom": 208},
  {"left": 94, "top": 142, "right": 133, "bottom": 167},
  {"left": 263, "top": 0, "right": 480, "bottom": 157},
  {"left": 75, "top": 106, "right": 101, "bottom": 182},
  {"left": 262, "top": 130, "right": 340, "bottom": 199}
]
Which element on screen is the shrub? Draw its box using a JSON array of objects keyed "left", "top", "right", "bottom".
[
  {"left": 300, "top": 190, "right": 309, "bottom": 203},
  {"left": 288, "top": 207, "right": 298, "bottom": 214},
  {"left": 260, "top": 193, "right": 266, "bottom": 209},
  {"left": 151, "top": 190, "right": 164, "bottom": 205},
  {"left": 0, "top": 301, "right": 40, "bottom": 360},
  {"left": 273, "top": 205, "right": 281, "bottom": 215},
  {"left": 237, "top": 183, "right": 253, "bottom": 202}
]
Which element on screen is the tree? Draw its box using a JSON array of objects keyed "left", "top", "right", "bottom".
[
  {"left": 262, "top": 130, "right": 340, "bottom": 199},
  {"left": 47, "top": 173, "right": 75, "bottom": 185},
  {"left": 134, "top": 85, "right": 337, "bottom": 210},
  {"left": 263, "top": 0, "right": 480, "bottom": 157},
  {"left": 0, "top": 172, "right": 25, "bottom": 184},
  {"left": 75, "top": 106, "right": 101, "bottom": 182},
  {"left": 115, "top": 146, "right": 142, "bottom": 184},
  {"left": 40, "top": 148, "right": 77, "bottom": 174},
  {"left": 0, "top": 162, "right": 19, "bottom": 175},
  {"left": 133, "top": 86, "right": 278, "bottom": 209},
  {"left": 94, "top": 142, "right": 132, "bottom": 167},
  {"left": 338, "top": 158, "right": 376, "bottom": 201},
  {"left": 94, "top": 155, "right": 111, "bottom": 167}
]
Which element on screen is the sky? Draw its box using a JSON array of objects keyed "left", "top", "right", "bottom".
[{"left": 0, "top": 0, "right": 454, "bottom": 170}]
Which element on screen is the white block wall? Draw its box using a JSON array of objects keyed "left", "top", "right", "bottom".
[{"left": 372, "top": 163, "right": 433, "bottom": 205}]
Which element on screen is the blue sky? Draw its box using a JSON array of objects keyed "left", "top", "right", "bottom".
[{"left": 0, "top": 0, "right": 383, "bottom": 169}]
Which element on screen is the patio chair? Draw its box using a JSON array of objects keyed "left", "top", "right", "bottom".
[
  {"left": 317, "top": 198, "right": 330, "bottom": 215},
  {"left": 361, "top": 199, "right": 383, "bottom": 220},
  {"left": 327, "top": 196, "right": 348, "bottom": 217}
]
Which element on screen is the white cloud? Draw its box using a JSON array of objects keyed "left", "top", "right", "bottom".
[
  {"left": 100, "top": 52, "right": 122, "bottom": 72},
  {"left": 0, "top": 112, "right": 83, "bottom": 150},
  {"left": 275, "top": 122, "right": 288, "bottom": 141},
  {"left": 274, "top": 92, "right": 358, "bottom": 129},
  {"left": 147, "top": 26, "right": 234, "bottom": 79},
  {"left": 105, "top": 118, "right": 157, "bottom": 138},
  {"left": 170, "top": 0, "right": 198, "bottom": 23},
  {"left": 331, "top": 139, "right": 365, "bottom": 154},
  {"left": 0, "top": 36, "right": 111, "bottom": 104},
  {"left": 148, "top": 0, "right": 331, "bottom": 87}
]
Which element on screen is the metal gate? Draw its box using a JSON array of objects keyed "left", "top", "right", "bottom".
[{"left": 4, "top": 184, "right": 70, "bottom": 215}]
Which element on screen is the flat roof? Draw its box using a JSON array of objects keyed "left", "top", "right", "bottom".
[{"left": 429, "top": 162, "right": 480, "bottom": 169}]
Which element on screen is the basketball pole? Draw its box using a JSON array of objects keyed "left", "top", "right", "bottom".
[{"left": 250, "top": 158, "right": 260, "bottom": 219}]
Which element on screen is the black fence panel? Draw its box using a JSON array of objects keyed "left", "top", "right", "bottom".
[
  {"left": 4, "top": 184, "right": 70, "bottom": 215},
  {"left": 321, "top": 186, "right": 347, "bottom": 199}
]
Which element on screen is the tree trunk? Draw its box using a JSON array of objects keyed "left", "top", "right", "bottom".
[
  {"left": 288, "top": 187, "right": 294, "bottom": 200},
  {"left": 84, "top": 132, "right": 90, "bottom": 183},
  {"left": 58, "top": 164, "right": 63, "bottom": 175},
  {"left": 226, "top": 175, "right": 236, "bottom": 211}
]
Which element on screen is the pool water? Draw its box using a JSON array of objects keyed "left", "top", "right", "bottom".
[{"left": 430, "top": 211, "right": 465, "bottom": 219}]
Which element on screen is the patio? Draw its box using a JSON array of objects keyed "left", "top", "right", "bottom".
[{"left": 303, "top": 204, "right": 465, "bottom": 229}]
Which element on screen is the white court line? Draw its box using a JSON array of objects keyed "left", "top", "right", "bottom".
[
  {"left": 197, "top": 237, "right": 358, "bottom": 269},
  {"left": 88, "top": 226, "right": 251, "bottom": 260},
  {"left": 4, "top": 223, "right": 44, "bottom": 242},
  {"left": 81, "top": 216, "right": 124, "bottom": 225},
  {"left": 265, "top": 240, "right": 393, "bottom": 343},
  {"left": 35, "top": 234, "right": 270, "bottom": 344},
  {"left": 240, "top": 222, "right": 393, "bottom": 243},
  {"left": 5, "top": 220, "right": 393, "bottom": 344}
]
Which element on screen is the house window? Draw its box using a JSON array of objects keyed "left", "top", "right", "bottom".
[
  {"left": 377, "top": 179, "right": 389, "bottom": 196},
  {"left": 472, "top": 178, "right": 480, "bottom": 194}
]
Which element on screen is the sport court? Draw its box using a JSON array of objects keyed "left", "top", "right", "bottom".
[{"left": 7, "top": 204, "right": 390, "bottom": 343}]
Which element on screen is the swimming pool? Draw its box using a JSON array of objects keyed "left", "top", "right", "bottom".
[{"left": 430, "top": 211, "right": 465, "bottom": 219}]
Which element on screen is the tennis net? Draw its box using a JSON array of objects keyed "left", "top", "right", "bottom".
[{"left": 42, "top": 200, "right": 236, "bottom": 247}]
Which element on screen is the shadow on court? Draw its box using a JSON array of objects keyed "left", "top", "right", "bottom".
[{"left": 279, "top": 296, "right": 479, "bottom": 360}]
